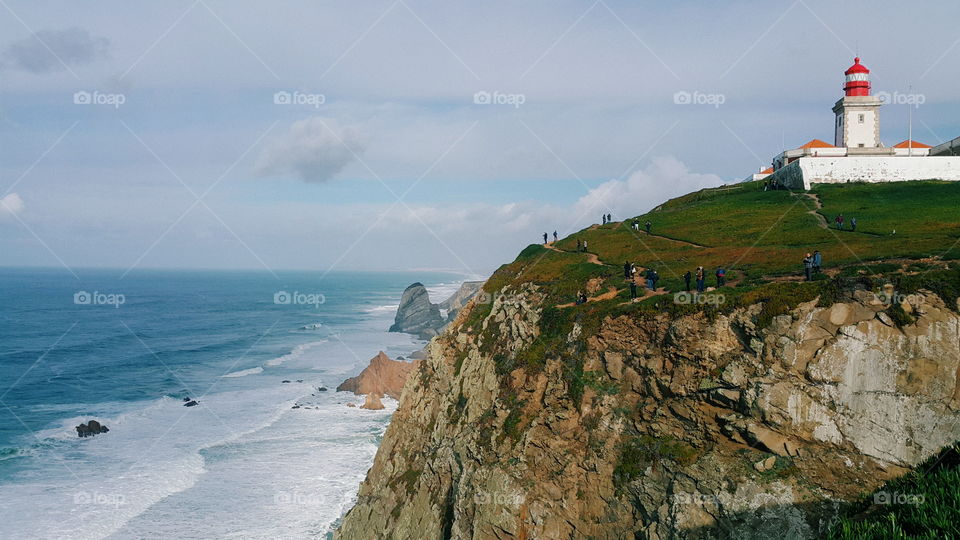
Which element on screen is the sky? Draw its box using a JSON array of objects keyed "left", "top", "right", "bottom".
[{"left": 1, "top": 0, "right": 959, "bottom": 278}]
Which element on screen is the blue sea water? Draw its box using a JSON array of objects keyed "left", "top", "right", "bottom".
[{"left": 0, "top": 267, "right": 466, "bottom": 539}]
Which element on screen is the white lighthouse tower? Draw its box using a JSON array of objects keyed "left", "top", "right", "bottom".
[{"left": 832, "top": 57, "right": 882, "bottom": 149}]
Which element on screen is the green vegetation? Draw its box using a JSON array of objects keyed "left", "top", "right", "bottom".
[
  {"left": 485, "top": 180, "right": 960, "bottom": 300},
  {"left": 614, "top": 435, "right": 698, "bottom": 488},
  {"left": 828, "top": 442, "right": 960, "bottom": 539}
]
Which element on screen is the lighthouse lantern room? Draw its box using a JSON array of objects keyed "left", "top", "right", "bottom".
[{"left": 832, "top": 57, "right": 882, "bottom": 149}]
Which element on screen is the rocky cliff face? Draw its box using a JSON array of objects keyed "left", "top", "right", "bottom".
[
  {"left": 338, "top": 284, "right": 960, "bottom": 539},
  {"left": 439, "top": 281, "right": 485, "bottom": 322},
  {"left": 337, "top": 351, "right": 419, "bottom": 400},
  {"left": 390, "top": 283, "right": 445, "bottom": 339}
]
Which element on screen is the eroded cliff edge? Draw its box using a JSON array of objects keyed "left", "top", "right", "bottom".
[{"left": 338, "top": 282, "right": 960, "bottom": 539}]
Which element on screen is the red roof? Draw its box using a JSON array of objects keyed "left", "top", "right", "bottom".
[
  {"left": 845, "top": 57, "right": 870, "bottom": 75},
  {"left": 893, "top": 139, "right": 932, "bottom": 149},
  {"left": 799, "top": 139, "right": 835, "bottom": 149},
  {"left": 760, "top": 167, "right": 773, "bottom": 174}
]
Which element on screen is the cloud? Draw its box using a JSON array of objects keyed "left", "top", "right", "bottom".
[
  {"left": 573, "top": 156, "right": 725, "bottom": 219},
  {"left": 0, "top": 193, "right": 24, "bottom": 218},
  {"left": 255, "top": 117, "right": 365, "bottom": 183},
  {"left": 2, "top": 28, "right": 110, "bottom": 73}
]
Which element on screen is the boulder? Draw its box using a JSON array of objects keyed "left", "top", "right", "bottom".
[
  {"left": 75, "top": 420, "right": 109, "bottom": 438},
  {"left": 361, "top": 393, "right": 385, "bottom": 410},
  {"left": 389, "top": 283, "right": 444, "bottom": 339},
  {"left": 337, "top": 351, "right": 419, "bottom": 400},
  {"left": 183, "top": 400, "right": 199, "bottom": 407}
]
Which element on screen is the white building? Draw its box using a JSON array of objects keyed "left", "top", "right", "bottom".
[{"left": 756, "top": 57, "right": 960, "bottom": 190}]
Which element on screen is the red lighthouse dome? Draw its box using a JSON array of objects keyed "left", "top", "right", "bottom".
[{"left": 843, "top": 57, "right": 871, "bottom": 96}]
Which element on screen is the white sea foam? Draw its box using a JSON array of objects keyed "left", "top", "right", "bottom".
[
  {"left": 221, "top": 366, "right": 264, "bottom": 378},
  {"left": 264, "top": 340, "right": 327, "bottom": 366}
]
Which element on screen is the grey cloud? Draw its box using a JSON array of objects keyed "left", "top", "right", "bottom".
[
  {"left": 2, "top": 28, "right": 110, "bottom": 73},
  {"left": 255, "top": 117, "right": 365, "bottom": 183}
]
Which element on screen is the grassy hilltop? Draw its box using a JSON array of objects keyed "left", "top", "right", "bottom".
[{"left": 484, "top": 179, "right": 960, "bottom": 316}]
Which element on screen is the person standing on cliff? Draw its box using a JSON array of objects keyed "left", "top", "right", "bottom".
[
  {"left": 850, "top": 217, "right": 857, "bottom": 231},
  {"left": 577, "top": 239, "right": 582, "bottom": 252},
  {"left": 803, "top": 253, "right": 813, "bottom": 281},
  {"left": 835, "top": 214, "right": 844, "bottom": 230},
  {"left": 602, "top": 214, "right": 606, "bottom": 225},
  {"left": 607, "top": 213, "right": 612, "bottom": 223},
  {"left": 684, "top": 270, "right": 692, "bottom": 291},
  {"left": 715, "top": 267, "right": 725, "bottom": 287},
  {"left": 812, "top": 250, "right": 822, "bottom": 274},
  {"left": 553, "top": 231, "right": 558, "bottom": 242},
  {"left": 645, "top": 221, "right": 652, "bottom": 234},
  {"left": 624, "top": 261, "right": 631, "bottom": 279},
  {"left": 645, "top": 268, "right": 656, "bottom": 290},
  {"left": 583, "top": 240, "right": 588, "bottom": 252},
  {"left": 696, "top": 266, "right": 705, "bottom": 292},
  {"left": 543, "top": 232, "right": 548, "bottom": 244},
  {"left": 629, "top": 279, "right": 637, "bottom": 299}
]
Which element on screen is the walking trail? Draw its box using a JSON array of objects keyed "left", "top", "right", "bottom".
[
  {"left": 544, "top": 242, "right": 604, "bottom": 265},
  {"left": 797, "top": 192, "right": 829, "bottom": 229}
]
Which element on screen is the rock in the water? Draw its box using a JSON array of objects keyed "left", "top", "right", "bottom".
[
  {"left": 388, "top": 283, "right": 444, "bottom": 339},
  {"left": 438, "top": 280, "right": 485, "bottom": 322},
  {"left": 336, "top": 351, "right": 419, "bottom": 400},
  {"left": 281, "top": 380, "right": 291, "bottom": 384},
  {"left": 318, "top": 386, "right": 328, "bottom": 392},
  {"left": 346, "top": 402, "right": 356, "bottom": 408},
  {"left": 183, "top": 400, "right": 199, "bottom": 407},
  {"left": 361, "top": 393, "right": 385, "bottom": 410},
  {"left": 75, "top": 420, "right": 109, "bottom": 438}
]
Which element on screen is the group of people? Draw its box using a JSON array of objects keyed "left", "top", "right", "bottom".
[
  {"left": 833, "top": 214, "right": 857, "bottom": 231},
  {"left": 802, "top": 250, "right": 823, "bottom": 281},
  {"left": 601, "top": 213, "right": 613, "bottom": 225},
  {"left": 543, "top": 231, "right": 559, "bottom": 244},
  {"left": 620, "top": 261, "right": 729, "bottom": 299},
  {"left": 629, "top": 220, "right": 652, "bottom": 233},
  {"left": 622, "top": 261, "right": 662, "bottom": 298},
  {"left": 681, "top": 266, "right": 725, "bottom": 292}
]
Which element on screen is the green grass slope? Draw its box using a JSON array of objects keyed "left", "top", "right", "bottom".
[
  {"left": 828, "top": 442, "right": 960, "bottom": 539},
  {"left": 486, "top": 180, "right": 960, "bottom": 308}
]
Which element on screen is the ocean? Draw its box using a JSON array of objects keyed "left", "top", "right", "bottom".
[{"left": 0, "top": 267, "right": 466, "bottom": 539}]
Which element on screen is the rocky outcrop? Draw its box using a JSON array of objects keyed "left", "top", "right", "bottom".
[
  {"left": 337, "top": 285, "right": 960, "bottom": 539},
  {"left": 76, "top": 420, "right": 109, "bottom": 438},
  {"left": 337, "top": 351, "right": 419, "bottom": 400},
  {"left": 439, "top": 281, "right": 485, "bottom": 322},
  {"left": 361, "top": 393, "right": 386, "bottom": 410},
  {"left": 389, "top": 283, "right": 444, "bottom": 339}
]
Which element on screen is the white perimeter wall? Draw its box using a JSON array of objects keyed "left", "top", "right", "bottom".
[{"left": 778, "top": 156, "right": 960, "bottom": 189}]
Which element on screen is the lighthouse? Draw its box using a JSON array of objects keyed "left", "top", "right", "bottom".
[{"left": 832, "top": 57, "right": 882, "bottom": 149}]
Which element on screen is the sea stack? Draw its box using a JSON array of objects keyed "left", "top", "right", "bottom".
[
  {"left": 388, "top": 283, "right": 444, "bottom": 339},
  {"left": 360, "top": 393, "right": 385, "bottom": 410},
  {"left": 336, "top": 351, "right": 419, "bottom": 400}
]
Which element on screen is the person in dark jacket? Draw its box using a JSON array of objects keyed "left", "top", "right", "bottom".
[
  {"left": 645, "top": 268, "right": 656, "bottom": 290},
  {"left": 803, "top": 253, "right": 813, "bottom": 281},
  {"left": 629, "top": 280, "right": 637, "bottom": 299},
  {"left": 684, "top": 270, "right": 692, "bottom": 291},
  {"left": 624, "top": 261, "right": 631, "bottom": 279},
  {"left": 543, "top": 232, "right": 548, "bottom": 244},
  {"left": 645, "top": 221, "right": 652, "bottom": 234},
  {"left": 812, "top": 250, "right": 822, "bottom": 274}
]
